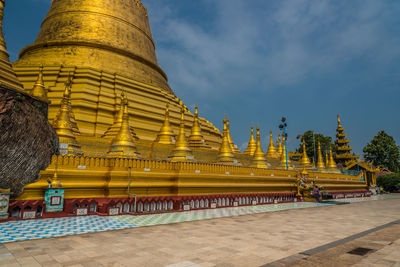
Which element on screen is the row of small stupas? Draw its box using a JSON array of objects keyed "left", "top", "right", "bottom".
[{"left": 26, "top": 67, "right": 356, "bottom": 172}]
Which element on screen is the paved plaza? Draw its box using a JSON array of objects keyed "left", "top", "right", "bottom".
[{"left": 0, "top": 195, "right": 399, "bottom": 266}]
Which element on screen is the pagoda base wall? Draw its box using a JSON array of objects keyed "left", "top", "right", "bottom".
[{"left": 4, "top": 155, "right": 369, "bottom": 220}]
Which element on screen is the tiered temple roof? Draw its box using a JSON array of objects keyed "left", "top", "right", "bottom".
[{"left": 334, "top": 114, "right": 359, "bottom": 165}]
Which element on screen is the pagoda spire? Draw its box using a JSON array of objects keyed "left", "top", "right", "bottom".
[
  {"left": 217, "top": 115, "right": 236, "bottom": 164},
  {"left": 155, "top": 103, "right": 175, "bottom": 145},
  {"left": 52, "top": 82, "right": 80, "bottom": 153},
  {"left": 30, "top": 65, "right": 48, "bottom": 102},
  {"left": 170, "top": 105, "right": 192, "bottom": 162},
  {"left": 108, "top": 94, "right": 140, "bottom": 157},
  {"left": 188, "top": 105, "right": 208, "bottom": 148},
  {"left": 265, "top": 130, "right": 279, "bottom": 159},
  {"left": 0, "top": 0, "right": 24, "bottom": 91},
  {"left": 316, "top": 141, "right": 326, "bottom": 170},
  {"left": 251, "top": 125, "right": 269, "bottom": 168},
  {"left": 279, "top": 135, "right": 292, "bottom": 169},
  {"left": 226, "top": 117, "right": 241, "bottom": 153},
  {"left": 299, "top": 138, "right": 311, "bottom": 168},
  {"left": 103, "top": 91, "right": 137, "bottom": 139},
  {"left": 244, "top": 125, "right": 256, "bottom": 156},
  {"left": 276, "top": 133, "right": 283, "bottom": 157},
  {"left": 327, "top": 145, "right": 338, "bottom": 169},
  {"left": 63, "top": 74, "right": 80, "bottom": 135},
  {"left": 334, "top": 114, "right": 359, "bottom": 165}
]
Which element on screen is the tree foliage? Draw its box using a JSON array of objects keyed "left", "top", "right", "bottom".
[
  {"left": 377, "top": 173, "right": 400, "bottom": 192},
  {"left": 296, "top": 131, "right": 333, "bottom": 162},
  {"left": 363, "top": 130, "right": 400, "bottom": 172}
]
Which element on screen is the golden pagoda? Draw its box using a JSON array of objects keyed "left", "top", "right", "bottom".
[
  {"left": 334, "top": 114, "right": 359, "bottom": 165},
  {"left": 3, "top": 0, "right": 370, "bottom": 219},
  {"left": 108, "top": 94, "right": 140, "bottom": 157},
  {"left": 279, "top": 136, "right": 292, "bottom": 169},
  {"left": 299, "top": 138, "right": 312, "bottom": 168},
  {"left": 30, "top": 65, "right": 48, "bottom": 102},
  {"left": 276, "top": 133, "right": 283, "bottom": 157},
  {"left": 217, "top": 116, "right": 236, "bottom": 164},
  {"left": 0, "top": 0, "right": 23, "bottom": 91},
  {"left": 244, "top": 125, "right": 256, "bottom": 156},
  {"left": 170, "top": 106, "right": 192, "bottom": 162},
  {"left": 188, "top": 105, "right": 208, "bottom": 148},
  {"left": 226, "top": 117, "right": 241, "bottom": 154},
  {"left": 155, "top": 103, "right": 175, "bottom": 145},
  {"left": 316, "top": 141, "right": 326, "bottom": 171},
  {"left": 12, "top": 0, "right": 222, "bottom": 146},
  {"left": 251, "top": 126, "right": 269, "bottom": 168},
  {"left": 265, "top": 130, "right": 279, "bottom": 159}
]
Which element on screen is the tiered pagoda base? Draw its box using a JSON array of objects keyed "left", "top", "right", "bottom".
[{"left": 7, "top": 155, "right": 369, "bottom": 220}]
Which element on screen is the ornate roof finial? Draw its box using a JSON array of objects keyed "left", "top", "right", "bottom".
[
  {"left": 299, "top": 138, "right": 311, "bottom": 168},
  {"left": 103, "top": 90, "right": 138, "bottom": 139},
  {"left": 266, "top": 130, "right": 279, "bottom": 159},
  {"left": 217, "top": 115, "right": 236, "bottom": 164},
  {"left": 52, "top": 82, "right": 81, "bottom": 154},
  {"left": 327, "top": 145, "right": 338, "bottom": 169},
  {"left": 189, "top": 104, "right": 208, "bottom": 148},
  {"left": 63, "top": 72, "right": 80, "bottom": 135},
  {"left": 251, "top": 125, "right": 269, "bottom": 168},
  {"left": 170, "top": 105, "right": 192, "bottom": 161},
  {"left": 226, "top": 116, "right": 241, "bottom": 154},
  {"left": 108, "top": 92, "right": 140, "bottom": 157},
  {"left": 156, "top": 102, "right": 175, "bottom": 145},
  {"left": 244, "top": 125, "right": 256, "bottom": 156},
  {"left": 30, "top": 65, "right": 48, "bottom": 101},
  {"left": 316, "top": 141, "right": 326, "bottom": 170}
]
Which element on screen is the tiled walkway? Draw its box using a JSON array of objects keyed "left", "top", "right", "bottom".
[
  {"left": 0, "top": 202, "right": 328, "bottom": 244},
  {"left": 0, "top": 196, "right": 399, "bottom": 266}
]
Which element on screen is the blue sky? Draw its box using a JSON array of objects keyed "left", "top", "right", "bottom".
[{"left": 3, "top": 0, "right": 400, "bottom": 155}]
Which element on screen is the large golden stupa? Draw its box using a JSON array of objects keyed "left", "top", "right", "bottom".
[{"left": 5, "top": 0, "right": 369, "bottom": 218}]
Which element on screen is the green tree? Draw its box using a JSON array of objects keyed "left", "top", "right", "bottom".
[
  {"left": 296, "top": 131, "right": 333, "bottom": 163},
  {"left": 363, "top": 130, "right": 400, "bottom": 172}
]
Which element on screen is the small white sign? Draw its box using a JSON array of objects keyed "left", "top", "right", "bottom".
[
  {"left": 274, "top": 200, "right": 278, "bottom": 204},
  {"left": 76, "top": 208, "right": 88, "bottom": 216},
  {"left": 23, "top": 211, "right": 36, "bottom": 219},
  {"left": 183, "top": 205, "right": 190, "bottom": 211},
  {"left": 59, "top": 143, "right": 68, "bottom": 149},
  {"left": 195, "top": 170, "right": 201, "bottom": 173},
  {"left": 144, "top": 168, "right": 151, "bottom": 172},
  {"left": 109, "top": 208, "right": 119, "bottom": 216},
  {"left": 294, "top": 198, "right": 297, "bottom": 202},
  {"left": 250, "top": 173, "right": 254, "bottom": 176},
  {"left": 211, "top": 203, "right": 217, "bottom": 208},
  {"left": 233, "top": 202, "right": 238, "bottom": 207},
  {"left": 225, "top": 172, "right": 230, "bottom": 175},
  {"left": 78, "top": 165, "right": 86, "bottom": 170},
  {"left": 252, "top": 200, "right": 257, "bottom": 205},
  {"left": 187, "top": 156, "right": 194, "bottom": 160}
]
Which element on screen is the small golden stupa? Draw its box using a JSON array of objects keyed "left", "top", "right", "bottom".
[
  {"left": 244, "top": 125, "right": 256, "bottom": 156},
  {"left": 251, "top": 126, "right": 269, "bottom": 168},
  {"left": 265, "top": 130, "right": 279, "bottom": 159}
]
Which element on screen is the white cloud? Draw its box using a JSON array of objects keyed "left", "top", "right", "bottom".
[{"left": 145, "top": 0, "right": 399, "bottom": 100}]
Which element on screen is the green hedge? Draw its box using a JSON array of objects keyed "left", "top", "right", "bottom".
[{"left": 377, "top": 174, "right": 400, "bottom": 192}]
